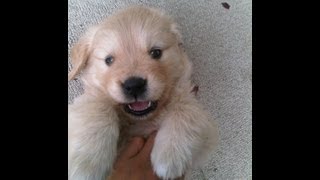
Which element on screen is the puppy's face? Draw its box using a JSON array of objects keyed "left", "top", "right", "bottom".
[{"left": 69, "top": 7, "right": 191, "bottom": 120}]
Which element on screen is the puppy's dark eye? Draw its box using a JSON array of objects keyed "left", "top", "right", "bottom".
[
  {"left": 105, "top": 56, "right": 114, "bottom": 66},
  {"left": 149, "top": 49, "right": 162, "bottom": 59}
]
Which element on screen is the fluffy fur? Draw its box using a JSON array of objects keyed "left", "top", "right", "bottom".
[{"left": 68, "top": 6, "right": 218, "bottom": 180}]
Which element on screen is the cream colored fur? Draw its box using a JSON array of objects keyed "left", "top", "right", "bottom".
[{"left": 68, "top": 6, "right": 218, "bottom": 180}]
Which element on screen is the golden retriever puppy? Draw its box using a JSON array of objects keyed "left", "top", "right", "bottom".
[{"left": 68, "top": 6, "right": 217, "bottom": 180}]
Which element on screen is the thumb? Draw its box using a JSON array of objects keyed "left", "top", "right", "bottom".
[
  {"left": 119, "top": 137, "right": 145, "bottom": 160},
  {"left": 137, "top": 131, "right": 157, "bottom": 160}
]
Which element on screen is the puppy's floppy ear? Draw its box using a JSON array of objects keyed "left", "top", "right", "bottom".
[
  {"left": 171, "top": 23, "right": 193, "bottom": 81},
  {"left": 68, "top": 26, "right": 99, "bottom": 81},
  {"left": 170, "top": 23, "right": 183, "bottom": 45}
]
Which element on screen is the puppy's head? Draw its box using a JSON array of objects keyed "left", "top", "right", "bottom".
[{"left": 69, "top": 6, "right": 191, "bottom": 119}]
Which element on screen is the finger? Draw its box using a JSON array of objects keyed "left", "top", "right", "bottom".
[
  {"left": 145, "top": 170, "right": 160, "bottom": 180},
  {"left": 119, "top": 137, "right": 145, "bottom": 160},
  {"left": 137, "top": 131, "right": 157, "bottom": 160}
]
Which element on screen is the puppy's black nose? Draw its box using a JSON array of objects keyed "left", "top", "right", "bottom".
[{"left": 122, "top": 77, "right": 147, "bottom": 98}]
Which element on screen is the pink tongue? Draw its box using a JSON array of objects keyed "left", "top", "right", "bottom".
[{"left": 129, "top": 101, "right": 150, "bottom": 111}]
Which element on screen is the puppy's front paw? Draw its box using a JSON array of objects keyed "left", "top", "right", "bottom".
[{"left": 151, "top": 143, "right": 190, "bottom": 180}]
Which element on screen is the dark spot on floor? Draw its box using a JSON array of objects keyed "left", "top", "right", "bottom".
[
  {"left": 191, "top": 85, "right": 199, "bottom": 96},
  {"left": 222, "top": 2, "right": 230, "bottom": 9},
  {"left": 214, "top": 168, "right": 218, "bottom": 172}
]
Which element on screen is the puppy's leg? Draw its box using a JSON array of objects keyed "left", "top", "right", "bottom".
[
  {"left": 68, "top": 95, "right": 119, "bottom": 180},
  {"left": 151, "top": 95, "right": 217, "bottom": 180}
]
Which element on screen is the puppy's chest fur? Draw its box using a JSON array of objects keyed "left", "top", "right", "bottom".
[{"left": 116, "top": 113, "right": 162, "bottom": 149}]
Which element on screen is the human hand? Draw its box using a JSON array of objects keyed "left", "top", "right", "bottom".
[{"left": 108, "top": 132, "right": 159, "bottom": 180}]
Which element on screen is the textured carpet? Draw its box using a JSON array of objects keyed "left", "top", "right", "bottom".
[{"left": 68, "top": 0, "right": 252, "bottom": 179}]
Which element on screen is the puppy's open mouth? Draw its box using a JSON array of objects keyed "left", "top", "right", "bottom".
[{"left": 124, "top": 101, "right": 157, "bottom": 116}]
